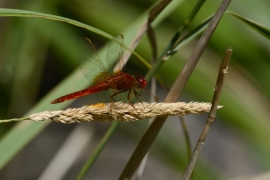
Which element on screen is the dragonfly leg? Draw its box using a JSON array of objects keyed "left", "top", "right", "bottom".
[
  {"left": 110, "top": 89, "right": 140, "bottom": 113},
  {"left": 127, "top": 89, "right": 140, "bottom": 113},
  {"left": 133, "top": 89, "right": 145, "bottom": 108},
  {"left": 109, "top": 90, "right": 127, "bottom": 114},
  {"left": 110, "top": 90, "right": 127, "bottom": 102}
]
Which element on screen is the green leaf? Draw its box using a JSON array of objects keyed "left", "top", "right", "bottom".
[
  {"left": 228, "top": 11, "right": 270, "bottom": 40},
  {"left": 0, "top": 8, "right": 111, "bottom": 38},
  {"left": 0, "top": 8, "right": 150, "bottom": 65}
]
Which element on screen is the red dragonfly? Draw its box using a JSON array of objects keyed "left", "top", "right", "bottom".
[{"left": 51, "top": 34, "right": 147, "bottom": 105}]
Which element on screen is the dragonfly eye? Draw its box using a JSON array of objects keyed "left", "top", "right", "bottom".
[{"left": 135, "top": 76, "right": 147, "bottom": 89}]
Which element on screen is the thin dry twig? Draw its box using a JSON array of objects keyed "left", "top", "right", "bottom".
[
  {"left": 119, "top": 0, "right": 231, "bottom": 179},
  {"left": 181, "top": 48, "right": 232, "bottom": 180},
  {"left": 0, "top": 102, "right": 222, "bottom": 124}
]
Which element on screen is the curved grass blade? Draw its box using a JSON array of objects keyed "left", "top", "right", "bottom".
[
  {"left": 0, "top": 8, "right": 111, "bottom": 38},
  {"left": 227, "top": 11, "right": 270, "bottom": 40},
  {"left": 0, "top": 8, "right": 148, "bottom": 67}
]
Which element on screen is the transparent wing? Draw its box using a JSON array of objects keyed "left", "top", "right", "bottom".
[
  {"left": 106, "top": 34, "right": 124, "bottom": 73},
  {"left": 77, "top": 37, "right": 110, "bottom": 84}
]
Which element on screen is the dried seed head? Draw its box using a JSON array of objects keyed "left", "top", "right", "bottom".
[{"left": 1, "top": 102, "right": 222, "bottom": 124}]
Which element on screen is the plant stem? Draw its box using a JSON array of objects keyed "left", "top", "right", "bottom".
[
  {"left": 75, "top": 122, "right": 120, "bottom": 180},
  {"left": 119, "top": 0, "right": 231, "bottom": 179},
  {"left": 181, "top": 48, "right": 232, "bottom": 180}
]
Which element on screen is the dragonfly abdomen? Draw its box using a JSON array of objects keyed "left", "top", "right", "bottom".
[{"left": 51, "top": 82, "right": 110, "bottom": 104}]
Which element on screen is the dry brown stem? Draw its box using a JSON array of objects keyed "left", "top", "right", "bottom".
[
  {"left": 181, "top": 48, "right": 232, "bottom": 180},
  {"left": 119, "top": 0, "right": 231, "bottom": 179}
]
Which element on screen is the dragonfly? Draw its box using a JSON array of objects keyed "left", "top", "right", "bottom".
[{"left": 51, "top": 34, "right": 147, "bottom": 106}]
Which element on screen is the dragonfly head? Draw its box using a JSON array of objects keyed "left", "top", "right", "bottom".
[{"left": 135, "top": 76, "right": 147, "bottom": 89}]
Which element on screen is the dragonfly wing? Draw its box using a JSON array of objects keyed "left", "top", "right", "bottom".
[
  {"left": 106, "top": 34, "right": 124, "bottom": 73},
  {"left": 77, "top": 37, "right": 110, "bottom": 84}
]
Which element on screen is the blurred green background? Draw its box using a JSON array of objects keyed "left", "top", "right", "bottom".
[{"left": 0, "top": 0, "right": 270, "bottom": 179}]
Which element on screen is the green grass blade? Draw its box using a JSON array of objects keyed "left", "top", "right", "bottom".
[
  {"left": 75, "top": 122, "right": 120, "bottom": 180},
  {"left": 0, "top": 8, "right": 111, "bottom": 39},
  {"left": 0, "top": 8, "right": 150, "bottom": 67},
  {"left": 228, "top": 11, "right": 270, "bottom": 40}
]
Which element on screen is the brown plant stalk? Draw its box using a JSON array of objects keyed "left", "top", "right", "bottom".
[
  {"left": 119, "top": 0, "right": 232, "bottom": 179},
  {"left": 181, "top": 48, "right": 232, "bottom": 180}
]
